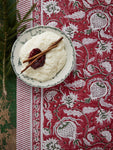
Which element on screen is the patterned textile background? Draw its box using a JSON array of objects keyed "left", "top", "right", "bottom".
[
  {"left": 13, "top": 0, "right": 113, "bottom": 149},
  {"left": 31, "top": 0, "right": 113, "bottom": 149}
]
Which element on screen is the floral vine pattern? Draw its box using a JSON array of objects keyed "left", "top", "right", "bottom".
[{"left": 32, "top": 0, "right": 113, "bottom": 149}]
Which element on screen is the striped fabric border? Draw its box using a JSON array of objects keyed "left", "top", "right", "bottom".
[
  {"left": 32, "top": 87, "right": 41, "bottom": 150},
  {"left": 17, "top": 0, "right": 42, "bottom": 149},
  {"left": 16, "top": 1, "right": 33, "bottom": 149},
  {"left": 17, "top": 0, "right": 33, "bottom": 28},
  {"left": 16, "top": 78, "right": 32, "bottom": 150}
]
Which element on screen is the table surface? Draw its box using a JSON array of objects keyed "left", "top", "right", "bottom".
[{"left": 0, "top": 75, "right": 16, "bottom": 150}]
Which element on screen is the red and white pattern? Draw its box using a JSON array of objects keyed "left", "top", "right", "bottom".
[
  {"left": 17, "top": 0, "right": 113, "bottom": 150},
  {"left": 32, "top": 87, "right": 41, "bottom": 150},
  {"left": 16, "top": 78, "right": 32, "bottom": 150},
  {"left": 17, "top": 0, "right": 33, "bottom": 28}
]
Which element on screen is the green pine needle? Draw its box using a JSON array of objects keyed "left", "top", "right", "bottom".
[{"left": 0, "top": 0, "right": 36, "bottom": 99}]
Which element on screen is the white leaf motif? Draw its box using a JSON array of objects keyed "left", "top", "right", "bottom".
[
  {"left": 83, "top": 138, "right": 91, "bottom": 146},
  {"left": 83, "top": 107, "right": 98, "bottom": 114},
  {"left": 66, "top": 79, "right": 85, "bottom": 88},
  {"left": 63, "top": 109, "right": 83, "bottom": 117},
  {"left": 83, "top": 69, "right": 91, "bottom": 77},
  {"left": 100, "top": 30, "right": 113, "bottom": 39},
  {"left": 72, "top": 41, "right": 82, "bottom": 48},
  {"left": 91, "top": 147, "right": 103, "bottom": 150},
  {"left": 101, "top": 130, "right": 112, "bottom": 142},
  {"left": 100, "top": 98, "right": 112, "bottom": 108},
  {"left": 88, "top": 57, "right": 95, "bottom": 63},
  {"left": 105, "top": 0, "right": 111, "bottom": 4},
  {"left": 45, "top": 91, "right": 57, "bottom": 101},
  {"left": 101, "top": 62, "right": 112, "bottom": 72},
  {"left": 82, "top": 38, "right": 97, "bottom": 45},
  {"left": 64, "top": 11, "right": 85, "bottom": 19},
  {"left": 87, "top": 0, "right": 94, "bottom": 4},
  {"left": 87, "top": 133, "right": 94, "bottom": 142},
  {"left": 45, "top": 110, "right": 53, "bottom": 121},
  {"left": 88, "top": 126, "right": 95, "bottom": 132},
  {"left": 47, "top": 21, "right": 58, "bottom": 27},
  {"left": 82, "top": 0, "right": 91, "bottom": 8}
]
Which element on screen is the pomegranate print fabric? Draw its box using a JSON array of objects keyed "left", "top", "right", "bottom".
[
  {"left": 32, "top": 0, "right": 113, "bottom": 149},
  {"left": 17, "top": 0, "right": 113, "bottom": 149}
]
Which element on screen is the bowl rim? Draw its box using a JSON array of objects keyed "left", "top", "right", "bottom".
[{"left": 11, "top": 25, "right": 75, "bottom": 88}]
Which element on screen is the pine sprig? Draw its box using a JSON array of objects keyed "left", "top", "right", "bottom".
[{"left": 0, "top": 0, "right": 36, "bottom": 99}]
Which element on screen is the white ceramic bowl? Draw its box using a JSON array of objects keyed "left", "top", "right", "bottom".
[{"left": 11, "top": 26, "right": 75, "bottom": 88}]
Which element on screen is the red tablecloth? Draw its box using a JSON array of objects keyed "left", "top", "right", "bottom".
[{"left": 17, "top": 0, "right": 113, "bottom": 149}]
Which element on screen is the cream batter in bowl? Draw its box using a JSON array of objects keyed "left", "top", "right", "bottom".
[
  {"left": 19, "top": 31, "right": 67, "bottom": 82},
  {"left": 11, "top": 26, "right": 75, "bottom": 88}
]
